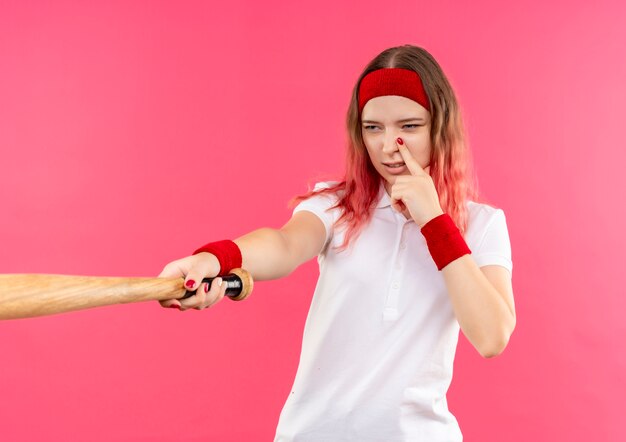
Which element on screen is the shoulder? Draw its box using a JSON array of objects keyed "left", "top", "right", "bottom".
[
  {"left": 291, "top": 181, "right": 344, "bottom": 243},
  {"left": 292, "top": 180, "right": 343, "bottom": 213},
  {"left": 465, "top": 200, "right": 508, "bottom": 237},
  {"left": 466, "top": 200, "right": 506, "bottom": 222},
  {"left": 311, "top": 180, "right": 342, "bottom": 192},
  {"left": 306, "top": 180, "right": 345, "bottom": 202},
  {"left": 464, "top": 200, "right": 513, "bottom": 271}
]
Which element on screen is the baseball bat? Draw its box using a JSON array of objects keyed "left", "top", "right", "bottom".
[{"left": 0, "top": 268, "right": 253, "bottom": 320}]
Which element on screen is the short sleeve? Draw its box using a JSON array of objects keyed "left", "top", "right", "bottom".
[
  {"left": 471, "top": 209, "right": 513, "bottom": 274},
  {"left": 292, "top": 181, "right": 339, "bottom": 251}
]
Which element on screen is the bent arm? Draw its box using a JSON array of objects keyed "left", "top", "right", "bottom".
[
  {"left": 442, "top": 257, "right": 516, "bottom": 358},
  {"left": 232, "top": 211, "right": 327, "bottom": 281}
]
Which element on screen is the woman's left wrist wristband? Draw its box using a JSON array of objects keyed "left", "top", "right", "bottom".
[{"left": 420, "top": 213, "right": 471, "bottom": 271}]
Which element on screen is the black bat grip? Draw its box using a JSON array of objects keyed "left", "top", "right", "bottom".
[{"left": 179, "top": 273, "right": 244, "bottom": 300}]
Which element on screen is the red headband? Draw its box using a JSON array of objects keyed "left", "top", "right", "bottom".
[{"left": 358, "top": 68, "right": 431, "bottom": 115}]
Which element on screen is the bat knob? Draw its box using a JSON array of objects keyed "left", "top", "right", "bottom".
[{"left": 226, "top": 268, "right": 253, "bottom": 301}]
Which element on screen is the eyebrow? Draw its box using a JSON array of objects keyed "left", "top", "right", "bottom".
[{"left": 361, "top": 118, "right": 426, "bottom": 124}]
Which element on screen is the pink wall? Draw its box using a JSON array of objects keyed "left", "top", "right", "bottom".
[{"left": 1, "top": 1, "right": 624, "bottom": 440}]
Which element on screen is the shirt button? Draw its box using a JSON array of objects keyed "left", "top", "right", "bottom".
[
  {"left": 396, "top": 262, "right": 402, "bottom": 269},
  {"left": 400, "top": 243, "right": 407, "bottom": 250},
  {"left": 392, "top": 282, "right": 399, "bottom": 289}
]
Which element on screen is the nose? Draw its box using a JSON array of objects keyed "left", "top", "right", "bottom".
[{"left": 382, "top": 132, "right": 400, "bottom": 154}]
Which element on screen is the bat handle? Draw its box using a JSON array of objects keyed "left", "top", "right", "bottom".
[{"left": 178, "top": 268, "right": 253, "bottom": 302}]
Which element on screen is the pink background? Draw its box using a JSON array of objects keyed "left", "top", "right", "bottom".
[{"left": 1, "top": 1, "right": 624, "bottom": 441}]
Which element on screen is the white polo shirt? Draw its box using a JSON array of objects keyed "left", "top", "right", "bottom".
[{"left": 274, "top": 181, "right": 513, "bottom": 442}]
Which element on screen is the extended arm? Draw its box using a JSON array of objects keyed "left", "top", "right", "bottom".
[
  {"left": 233, "top": 211, "right": 327, "bottom": 281},
  {"left": 160, "top": 210, "right": 327, "bottom": 310}
]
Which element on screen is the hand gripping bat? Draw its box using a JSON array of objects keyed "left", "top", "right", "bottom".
[{"left": 0, "top": 269, "right": 253, "bottom": 320}]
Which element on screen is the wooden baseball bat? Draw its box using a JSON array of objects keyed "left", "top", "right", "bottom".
[{"left": 0, "top": 268, "right": 253, "bottom": 320}]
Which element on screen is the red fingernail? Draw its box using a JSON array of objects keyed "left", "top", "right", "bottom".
[
  {"left": 185, "top": 280, "right": 195, "bottom": 288},
  {"left": 169, "top": 304, "right": 180, "bottom": 309},
  {"left": 397, "top": 138, "right": 404, "bottom": 145},
  {"left": 204, "top": 283, "right": 210, "bottom": 293}
]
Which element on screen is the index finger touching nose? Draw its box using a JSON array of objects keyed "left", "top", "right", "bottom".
[{"left": 396, "top": 137, "right": 426, "bottom": 176}]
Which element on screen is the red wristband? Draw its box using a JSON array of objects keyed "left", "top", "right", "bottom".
[
  {"left": 193, "top": 240, "right": 242, "bottom": 275},
  {"left": 420, "top": 214, "right": 471, "bottom": 271}
]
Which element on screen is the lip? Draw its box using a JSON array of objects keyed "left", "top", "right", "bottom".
[
  {"left": 383, "top": 162, "right": 405, "bottom": 166},
  {"left": 383, "top": 163, "right": 407, "bottom": 175}
]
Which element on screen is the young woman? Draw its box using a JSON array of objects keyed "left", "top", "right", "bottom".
[{"left": 158, "top": 44, "right": 516, "bottom": 441}]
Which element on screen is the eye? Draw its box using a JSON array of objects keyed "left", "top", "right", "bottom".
[
  {"left": 363, "top": 125, "right": 378, "bottom": 130},
  {"left": 403, "top": 124, "right": 422, "bottom": 129}
]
